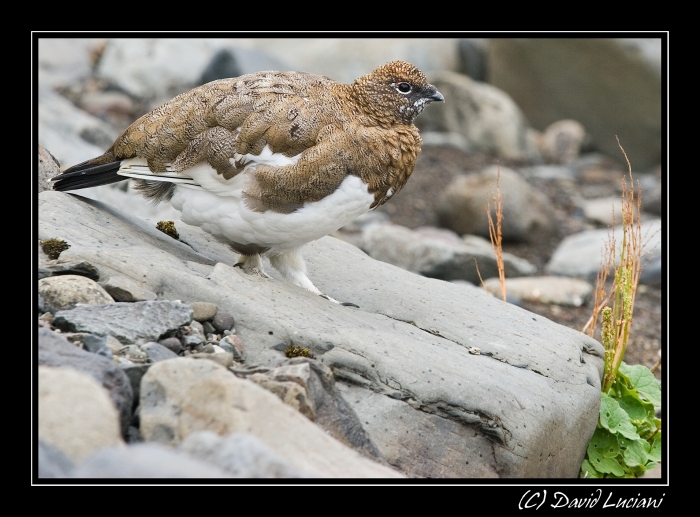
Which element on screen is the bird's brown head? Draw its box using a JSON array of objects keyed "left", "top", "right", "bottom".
[{"left": 352, "top": 60, "right": 444, "bottom": 126}]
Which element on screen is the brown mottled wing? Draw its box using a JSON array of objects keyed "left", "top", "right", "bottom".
[{"left": 106, "top": 71, "right": 342, "bottom": 179}]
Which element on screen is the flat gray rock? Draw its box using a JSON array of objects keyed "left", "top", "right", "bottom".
[
  {"left": 546, "top": 219, "right": 662, "bottom": 286},
  {"left": 52, "top": 300, "right": 193, "bottom": 345},
  {"left": 38, "top": 328, "right": 133, "bottom": 435},
  {"left": 39, "top": 191, "right": 605, "bottom": 478}
]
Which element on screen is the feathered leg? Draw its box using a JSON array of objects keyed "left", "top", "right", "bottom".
[
  {"left": 268, "top": 248, "right": 326, "bottom": 296},
  {"left": 234, "top": 254, "right": 270, "bottom": 278}
]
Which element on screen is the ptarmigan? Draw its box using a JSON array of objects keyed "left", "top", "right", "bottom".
[{"left": 52, "top": 60, "right": 444, "bottom": 304}]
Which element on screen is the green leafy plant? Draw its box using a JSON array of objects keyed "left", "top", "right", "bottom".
[
  {"left": 579, "top": 139, "right": 661, "bottom": 478},
  {"left": 581, "top": 362, "right": 661, "bottom": 477}
]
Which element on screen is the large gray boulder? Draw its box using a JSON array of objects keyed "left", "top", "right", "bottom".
[
  {"left": 486, "top": 38, "right": 662, "bottom": 170},
  {"left": 38, "top": 190, "right": 604, "bottom": 477}
]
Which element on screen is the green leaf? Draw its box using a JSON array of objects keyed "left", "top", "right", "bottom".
[
  {"left": 592, "top": 457, "right": 626, "bottom": 476},
  {"left": 617, "top": 395, "right": 651, "bottom": 422},
  {"left": 618, "top": 362, "right": 661, "bottom": 407},
  {"left": 648, "top": 432, "right": 662, "bottom": 463},
  {"left": 619, "top": 437, "right": 651, "bottom": 467},
  {"left": 587, "top": 427, "right": 625, "bottom": 476},
  {"left": 580, "top": 459, "right": 603, "bottom": 478},
  {"left": 599, "top": 393, "right": 641, "bottom": 440}
]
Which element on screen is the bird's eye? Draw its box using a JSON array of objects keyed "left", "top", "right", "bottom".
[{"left": 396, "top": 82, "right": 412, "bottom": 94}]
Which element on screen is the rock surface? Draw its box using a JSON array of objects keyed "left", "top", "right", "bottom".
[
  {"left": 38, "top": 190, "right": 605, "bottom": 478},
  {"left": 437, "top": 166, "right": 559, "bottom": 243},
  {"left": 38, "top": 328, "right": 134, "bottom": 434},
  {"left": 139, "top": 358, "right": 401, "bottom": 478},
  {"left": 487, "top": 38, "right": 661, "bottom": 170},
  {"left": 38, "top": 366, "right": 125, "bottom": 463}
]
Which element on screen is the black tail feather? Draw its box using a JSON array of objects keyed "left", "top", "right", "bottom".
[{"left": 52, "top": 161, "right": 125, "bottom": 191}]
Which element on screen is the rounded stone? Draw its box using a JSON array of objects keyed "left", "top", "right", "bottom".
[
  {"left": 211, "top": 311, "right": 235, "bottom": 332},
  {"left": 189, "top": 302, "right": 218, "bottom": 322},
  {"left": 159, "top": 337, "right": 182, "bottom": 354},
  {"left": 39, "top": 275, "right": 115, "bottom": 311},
  {"left": 39, "top": 366, "right": 124, "bottom": 463}
]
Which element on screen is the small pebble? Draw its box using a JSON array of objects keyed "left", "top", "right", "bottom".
[
  {"left": 212, "top": 311, "right": 235, "bottom": 333},
  {"left": 189, "top": 302, "right": 218, "bottom": 322}
]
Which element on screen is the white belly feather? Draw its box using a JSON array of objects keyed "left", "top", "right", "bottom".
[{"left": 120, "top": 152, "right": 375, "bottom": 252}]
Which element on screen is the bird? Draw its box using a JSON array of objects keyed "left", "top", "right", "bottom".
[{"left": 51, "top": 60, "right": 444, "bottom": 304}]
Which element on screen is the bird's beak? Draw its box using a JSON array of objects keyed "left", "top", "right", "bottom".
[{"left": 428, "top": 87, "right": 444, "bottom": 103}]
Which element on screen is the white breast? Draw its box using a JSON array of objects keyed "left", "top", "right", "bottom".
[{"left": 168, "top": 162, "right": 374, "bottom": 252}]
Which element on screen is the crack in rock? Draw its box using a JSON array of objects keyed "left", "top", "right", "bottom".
[{"left": 375, "top": 311, "right": 552, "bottom": 380}]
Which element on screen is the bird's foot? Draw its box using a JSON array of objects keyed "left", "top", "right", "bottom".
[{"left": 234, "top": 255, "right": 271, "bottom": 278}]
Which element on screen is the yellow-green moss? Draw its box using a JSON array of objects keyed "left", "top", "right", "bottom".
[
  {"left": 284, "top": 344, "right": 314, "bottom": 358},
  {"left": 40, "top": 238, "right": 70, "bottom": 260},
  {"left": 156, "top": 221, "right": 179, "bottom": 240}
]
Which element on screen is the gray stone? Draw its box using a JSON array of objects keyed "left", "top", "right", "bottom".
[
  {"left": 538, "top": 119, "right": 587, "bottom": 164},
  {"left": 362, "top": 223, "right": 535, "bottom": 283},
  {"left": 201, "top": 320, "right": 216, "bottom": 335},
  {"left": 38, "top": 86, "right": 119, "bottom": 168},
  {"left": 484, "top": 276, "right": 594, "bottom": 307},
  {"left": 39, "top": 366, "right": 124, "bottom": 464},
  {"left": 141, "top": 342, "right": 179, "bottom": 362},
  {"left": 38, "top": 440, "right": 76, "bottom": 478},
  {"left": 82, "top": 333, "right": 114, "bottom": 358},
  {"left": 76, "top": 90, "right": 135, "bottom": 129},
  {"left": 211, "top": 311, "right": 235, "bottom": 332},
  {"left": 583, "top": 196, "right": 626, "bottom": 226},
  {"left": 37, "top": 259, "right": 100, "bottom": 281},
  {"left": 640, "top": 169, "right": 662, "bottom": 216},
  {"left": 96, "top": 39, "right": 231, "bottom": 108},
  {"left": 38, "top": 328, "right": 133, "bottom": 435},
  {"left": 437, "top": 166, "right": 559, "bottom": 243},
  {"left": 120, "top": 363, "right": 151, "bottom": 407},
  {"left": 99, "top": 275, "right": 157, "bottom": 302},
  {"left": 218, "top": 334, "right": 244, "bottom": 361},
  {"left": 158, "top": 337, "right": 182, "bottom": 354},
  {"left": 38, "top": 275, "right": 114, "bottom": 311},
  {"left": 52, "top": 300, "right": 193, "bottom": 345},
  {"left": 236, "top": 358, "right": 383, "bottom": 462},
  {"left": 336, "top": 383, "right": 500, "bottom": 478},
  {"left": 72, "top": 442, "right": 232, "bottom": 478},
  {"left": 190, "top": 351, "right": 234, "bottom": 368},
  {"left": 179, "top": 431, "right": 310, "bottom": 478},
  {"left": 189, "top": 301, "right": 218, "bottom": 322},
  {"left": 457, "top": 38, "right": 488, "bottom": 81},
  {"left": 183, "top": 333, "right": 205, "bottom": 348},
  {"left": 38, "top": 145, "right": 61, "bottom": 194},
  {"left": 417, "top": 131, "right": 474, "bottom": 152},
  {"left": 116, "top": 344, "right": 149, "bottom": 363},
  {"left": 189, "top": 320, "right": 205, "bottom": 335},
  {"left": 487, "top": 38, "right": 661, "bottom": 170},
  {"left": 139, "top": 358, "right": 402, "bottom": 478},
  {"left": 38, "top": 38, "right": 103, "bottom": 89},
  {"left": 547, "top": 219, "right": 662, "bottom": 286}
]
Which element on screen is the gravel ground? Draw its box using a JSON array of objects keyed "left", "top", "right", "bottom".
[{"left": 375, "top": 145, "right": 663, "bottom": 380}]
